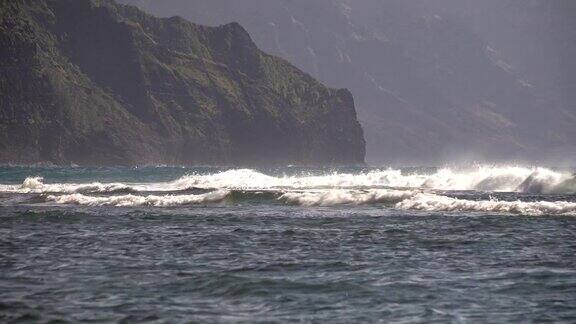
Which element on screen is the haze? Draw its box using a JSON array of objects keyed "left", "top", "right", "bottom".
[{"left": 121, "top": 0, "right": 576, "bottom": 165}]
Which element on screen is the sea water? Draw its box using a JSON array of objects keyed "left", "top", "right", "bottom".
[{"left": 1, "top": 165, "right": 575, "bottom": 322}]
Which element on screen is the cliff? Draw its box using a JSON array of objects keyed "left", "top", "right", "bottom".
[
  {"left": 119, "top": 0, "right": 576, "bottom": 164},
  {"left": 0, "top": 0, "right": 365, "bottom": 165}
]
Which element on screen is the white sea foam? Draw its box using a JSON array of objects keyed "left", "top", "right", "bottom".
[
  {"left": 0, "top": 176, "right": 171, "bottom": 194},
  {"left": 516, "top": 168, "right": 576, "bottom": 194},
  {"left": 0, "top": 176, "right": 132, "bottom": 194},
  {"left": 1, "top": 166, "right": 574, "bottom": 195},
  {"left": 46, "top": 190, "right": 230, "bottom": 207},
  {"left": 22, "top": 176, "right": 44, "bottom": 190},
  {"left": 278, "top": 188, "right": 576, "bottom": 215},
  {"left": 279, "top": 189, "right": 419, "bottom": 206},
  {"left": 171, "top": 166, "right": 575, "bottom": 193},
  {"left": 396, "top": 193, "right": 576, "bottom": 216}
]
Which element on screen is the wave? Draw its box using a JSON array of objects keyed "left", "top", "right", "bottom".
[
  {"left": 46, "top": 190, "right": 231, "bottom": 207},
  {"left": 279, "top": 189, "right": 418, "bottom": 206},
  {"left": 396, "top": 193, "right": 576, "bottom": 216},
  {"left": 167, "top": 167, "right": 576, "bottom": 194},
  {"left": 0, "top": 176, "right": 194, "bottom": 194},
  {"left": 0, "top": 177, "right": 133, "bottom": 194},
  {"left": 23, "top": 185, "right": 576, "bottom": 215},
  {"left": 1, "top": 166, "right": 575, "bottom": 196},
  {"left": 278, "top": 189, "right": 576, "bottom": 215}
]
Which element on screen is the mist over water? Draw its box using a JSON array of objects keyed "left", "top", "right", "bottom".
[{"left": 1, "top": 166, "right": 576, "bottom": 321}]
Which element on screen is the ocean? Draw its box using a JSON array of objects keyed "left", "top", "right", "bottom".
[{"left": 1, "top": 165, "right": 575, "bottom": 322}]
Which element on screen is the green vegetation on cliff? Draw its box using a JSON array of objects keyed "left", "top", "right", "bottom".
[{"left": 0, "top": 0, "right": 365, "bottom": 165}]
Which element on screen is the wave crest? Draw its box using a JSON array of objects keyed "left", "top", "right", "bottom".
[
  {"left": 171, "top": 167, "right": 575, "bottom": 194},
  {"left": 279, "top": 189, "right": 418, "bottom": 207},
  {"left": 46, "top": 190, "right": 229, "bottom": 207},
  {"left": 18, "top": 185, "right": 576, "bottom": 215},
  {"left": 2, "top": 176, "right": 132, "bottom": 194},
  {"left": 396, "top": 193, "right": 576, "bottom": 215},
  {"left": 277, "top": 189, "right": 576, "bottom": 215}
]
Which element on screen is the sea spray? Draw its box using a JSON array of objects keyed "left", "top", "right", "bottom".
[
  {"left": 2, "top": 166, "right": 575, "bottom": 194},
  {"left": 151, "top": 166, "right": 576, "bottom": 193},
  {"left": 396, "top": 193, "right": 576, "bottom": 216},
  {"left": 2, "top": 166, "right": 576, "bottom": 215}
]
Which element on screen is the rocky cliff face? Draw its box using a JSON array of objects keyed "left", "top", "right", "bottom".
[
  {"left": 120, "top": 0, "right": 576, "bottom": 164},
  {"left": 0, "top": 0, "right": 365, "bottom": 166}
]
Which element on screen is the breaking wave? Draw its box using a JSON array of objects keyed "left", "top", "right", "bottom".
[
  {"left": 46, "top": 190, "right": 231, "bottom": 207},
  {"left": 1, "top": 165, "right": 575, "bottom": 215},
  {"left": 279, "top": 189, "right": 418, "bottom": 206},
  {"left": 276, "top": 189, "right": 576, "bottom": 215},
  {"left": 1, "top": 166, "right": 574, "bottom": 194},
  {"left": 163, "top": 166, "right": 576, "bottom": 194},
  {"left": 40, "top": 187, "right": 576, "bottom": 215},
  {"left": 396, "top": 193, "right": 576, "bottom": 216},
  {"left": 0, "top": 177, "right": 133, "bottom": 194}
]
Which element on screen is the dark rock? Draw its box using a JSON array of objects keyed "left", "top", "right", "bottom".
[{"left": 0, "top": 0, "right": 365, "bottom": 166}]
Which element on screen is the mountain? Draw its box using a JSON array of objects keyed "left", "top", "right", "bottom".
[
  {"left": 420, "top": 0, "right": 576, "bottom": 111},
  {"left": 119, "top": 0, "right": 576, "bottom": 164},
  {"left": 0, "top": 0, "right": 365, "bottom": 166}
]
